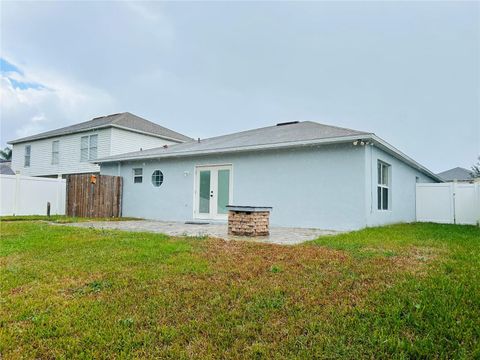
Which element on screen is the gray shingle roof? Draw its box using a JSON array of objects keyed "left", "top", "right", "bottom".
[
  {"left": 97, "top": 121, "right": 370, "bottom": 162},
  {"left": 437, "top": 167, "right": 473, "bottom": 181},
  {"left": 8, "top": 112, "right": 192, "bottom": 144}
]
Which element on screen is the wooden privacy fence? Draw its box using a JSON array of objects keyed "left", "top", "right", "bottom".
[{"left": 66, "top": 174, "right": 123, "bottom": 217}]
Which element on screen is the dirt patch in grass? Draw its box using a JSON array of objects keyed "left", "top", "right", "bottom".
[{"left": 196, "top": 239, "right": 434, "bottom": 307}]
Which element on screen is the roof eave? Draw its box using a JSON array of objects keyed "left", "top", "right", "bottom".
[
  {"left": 109, "top": 124, "right": 192, "bottom": 143},
  {"left": 94, "top": 134, "right": 372, "bottom": 163},
  {"left": 369, "top": 135, "right": 443, "bottom": 182},
  {"left": 8, "top": 124, "right": 192, "bottom": 144},
  {"left": 8, "top": 125, "right": 113, "bottom": 144},
  {"left": 96, "top": 133, "right": 442, "bottom": 182}
]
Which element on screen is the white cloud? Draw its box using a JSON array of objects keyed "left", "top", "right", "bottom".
[
  {"left": 0, "top": 62, "right": 117, "bottom": 143},
  {"left": 0, "top": 1, "right": 175, "bottom": 146}
]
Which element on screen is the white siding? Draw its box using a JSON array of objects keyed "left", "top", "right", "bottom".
[
  {"left": 10, "top": 127, "right": 183, "bottom": 177},
  {"left": 109, "top": 127, "right": 178, "bottom": 156},
  {"left": 11, "top": 128, "right": 111, "bottom": 176}
]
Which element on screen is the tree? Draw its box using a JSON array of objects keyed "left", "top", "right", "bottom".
[
  {"left": 472, "top": 156, "right": 480, "bottom": 178},
  {"left": 0, "top": 147, "right": 12, "bottom": 161}
]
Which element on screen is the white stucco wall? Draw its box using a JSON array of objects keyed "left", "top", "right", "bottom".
[
  {"left": 101, "top": 143, "right": 438, "bottom": 230},
  {"left": 101, "top": 143, "right": 368, "bottom": 231}
]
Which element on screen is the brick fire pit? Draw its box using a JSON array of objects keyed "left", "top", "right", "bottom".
[{"left": 226, "top": 206, "right": 273, "bottom": 236}]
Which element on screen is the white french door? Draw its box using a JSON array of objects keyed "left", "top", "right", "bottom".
[{"left": 194, "top": 165, "right": 233, "bottom": 220}]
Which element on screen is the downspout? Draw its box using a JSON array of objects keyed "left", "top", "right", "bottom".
[{"left": 363, "top": 144, "right": 373, "bottom": 228}]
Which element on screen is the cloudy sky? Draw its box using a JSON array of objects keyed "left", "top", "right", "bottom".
[{"left": 1, "top": 1, "right": 478, "bottom": 172}]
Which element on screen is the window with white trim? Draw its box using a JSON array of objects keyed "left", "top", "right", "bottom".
[
  {"left": 24, "top": 145, "right": 31, "bottom": 167},
  {"left": 80, "top": 134, "right": 98, "bottom": 161},
  {"left": 133, "top": 168, "right": 143, "bottom": 183},
  {"left": 377, "top": 161, "right": 390, "bottom": 210},
  {"left": 51, "top": 140, "right": 59, "bottom": 165}
]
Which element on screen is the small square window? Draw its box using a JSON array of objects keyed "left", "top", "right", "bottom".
[{"left": 133, "top": 168, "right": 143, "bottom": 183}]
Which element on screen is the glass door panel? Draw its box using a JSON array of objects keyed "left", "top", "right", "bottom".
[
  {"left": 217, "top": 169, "right": 230, "bottom": 214},
  {"left": 199, "top": 170, "right": 211, "bottom": 214}
]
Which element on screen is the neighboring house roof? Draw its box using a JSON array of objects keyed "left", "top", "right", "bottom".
[
  {"left": 8, "top": 112, "right": 192, "bottom": 144},
  {"left": 0, "top": 161, "right": 15, "bottom": 175},
  {"left": 96, "top": 120, "right": 442, "bottom": 182},
  {"left": 437, "top": 167, "right": 473, "bottom": 182}
]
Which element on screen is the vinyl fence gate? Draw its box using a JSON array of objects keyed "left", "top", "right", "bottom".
[
  {"left": 416, "top": 183, "right": 480, "bottom": 225},
  {"left": 66, "top": 174, "right": 123, "bottom": 218}
]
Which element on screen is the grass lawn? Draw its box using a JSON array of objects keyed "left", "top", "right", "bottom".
[{"left": 1, "top": 221, "right": 479, "bottom": 359}]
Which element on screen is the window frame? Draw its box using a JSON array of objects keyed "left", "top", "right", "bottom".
[
  {"left": 51, "top": 140, "right": 59, "bottom": 165},
  {"left": 151, "top": 170, "right": 164, "bottom": 187},
  {"left": 80, "top": 134, "right": 98, "bottom": 161},
  {"left": 24, "top": 145, "right": 31, "bottom": 167},
  {"left": 89, "top": 134, "right": 98, "bottom": 160},
  {"left": 133, "top": 168, "right": 143, "bottom": 184},
  {"left": 377, "top": 160, "right": 391, "bottom": 211}
]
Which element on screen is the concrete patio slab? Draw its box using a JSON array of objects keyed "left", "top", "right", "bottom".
[{"left": 62, "top": 220, "right": 342, "bottom": 245}]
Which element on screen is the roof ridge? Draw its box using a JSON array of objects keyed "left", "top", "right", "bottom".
[
  {"left": 109, "top": 112, "right": 128, "bottom": 124},
  {"left": 302, "top": 120, "right": 369, "bottom": 135},
  {"left": 114, "top": 112, "right": 193, "bottom": 141},
  {"left": 192, "top": 121, "right": 367, "bottom": 144},
  {"left": 8, "top": 112, "right": 192, "bottom": 144}
]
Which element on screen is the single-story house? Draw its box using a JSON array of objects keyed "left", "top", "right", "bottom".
[
  {"left": 8, "top": 112, "right": 192, "bottom": 178},
  {"left": 437, "top": 167, "right": 474, "bottom": 183},
  {"left": 97, "top": 121, "right": 442, "bottom": 231}
]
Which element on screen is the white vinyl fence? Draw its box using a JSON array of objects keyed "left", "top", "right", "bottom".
[
  {"left": 0, "top": 174, "right": 66, "bottom": 216},
  {"left": 416, "top": 182, "right": 480, "bottom": 225}
]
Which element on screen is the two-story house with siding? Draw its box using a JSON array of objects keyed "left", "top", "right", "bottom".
[{"left": 8, "top": 112, "right": 192, "bottom": 177}]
